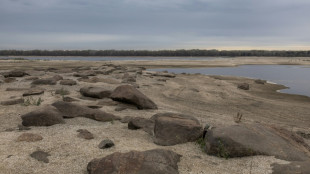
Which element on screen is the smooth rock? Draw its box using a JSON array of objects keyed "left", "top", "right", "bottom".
[
  {"left": 80, "top": 87, "right": 112, "bottom": 99},
  {"left": 60, "top": 79, "right": 77, "bottom": 86},
  {"left": 114, "top": 106, "right": 127, "bottom": 111},
  {"left": 110, "top": 85, "right": 157, "bottom": 109},
  {"left": 32, "top": 78, "right": 57, "bottom": 85},
  {"left": 23, "top": 89, "right": 44, "bottom": 96},
  {"left": 52, "top": 75, "right": 63, "bottom": 81},
  {"left": 62, "top": 96, "right": 79, "bottom": 102},
  {"left": 237, "top": 83, "right": 250, "bottom": 90},
  {"left": 25, "top": 76, "right": 39, "bottom": 81},
  {"left": 98, "top": 139, "right": 115, "bottom": 149},
  {"left": 30, "top": 150, "right": 50, "bottom": 163},
  {"left": 254, "top": 79, "right": 266, "bottom": 84},
  {"left": 73, "top": 71, "right": 97, "bottom": 77},
  {"left": 52, "top": 101, "right": 120, "bottom": 122},
  {"left": 2, "top": 70, "right": 28, "bottom": 78},
  {"left": 205, "top": 123, "right": 310, "bottom": 161},
  {"left": 120, "top": 116, "right": 133, "bottom": 123},
  {"left": 77, "top": 129, "right": 94, "bottom": 140},
  {"left": 21, "top": 106, "right": 65, "bottom": 126},
  {"left": 272, "top": 161, "right": 310, "bottom": 174},
  {"left": 128, "top": 117, "right": 154, "bottom": 135},
  {"left": 97, "top": 98, "right": 118, "bottom": 106},
  {"left": 152, "top": 113, "right": 203, "bottom": 146},
  {"left": 1, "top": 98, "right": 24, "bottom": 105},
  {"left": 87, "top": 105, "right": 103, "bottom": 109},
  {"left": 6, "top": 87, "right": 30, "bottom": 91},
  {"left": 87, "top": 149, "right": 181, "bottom": 174}
]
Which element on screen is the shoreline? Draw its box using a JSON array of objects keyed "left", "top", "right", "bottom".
[{"left": 0, "top": 58, "right": 310, "bottom": 173}]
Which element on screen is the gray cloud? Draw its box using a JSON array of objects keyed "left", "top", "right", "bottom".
[{"left": 0, "top": 0, "right": 309, "bottom": 50}]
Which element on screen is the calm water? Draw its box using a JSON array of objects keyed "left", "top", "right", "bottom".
[
  {"left": 0, "top": 56, "right": 221, "bottom": 61},
  {"left": 150, "top": 65, "right": 310, "bottom": 97}
]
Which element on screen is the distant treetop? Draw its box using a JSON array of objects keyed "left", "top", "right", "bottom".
[{"left": 0, "top": 49, "right": 309, "bottom": 57}]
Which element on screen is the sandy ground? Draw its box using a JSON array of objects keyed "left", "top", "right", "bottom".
[{"left": 0, "top": 57, "right": 309, "bottom": 174}]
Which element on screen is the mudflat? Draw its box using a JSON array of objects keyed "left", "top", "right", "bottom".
[{"left": 0, "top": 57, "right": 310, "bottom": 174}]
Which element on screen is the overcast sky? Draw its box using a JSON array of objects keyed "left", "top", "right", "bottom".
[{"left": 0, "top": 0, "right": 309, "bottom": 50}]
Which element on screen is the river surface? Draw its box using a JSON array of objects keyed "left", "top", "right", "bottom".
[
  {"left": 149, "top": 65, "right": 310, "bottom": 97},
  {"left": 0, "top": 56, "right": 220, "bottom": 61}
]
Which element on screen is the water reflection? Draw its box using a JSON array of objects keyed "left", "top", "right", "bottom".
[{"left": 150, "top": 65, "right": 310, "bottom": 97}]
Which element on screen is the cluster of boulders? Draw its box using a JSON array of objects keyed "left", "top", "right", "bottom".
[
  {"left": 21, "top": 101, "right": 120, "bottom": 126},
  {"left": 1, "top": 66, "right": 309, "bottom": 174}
]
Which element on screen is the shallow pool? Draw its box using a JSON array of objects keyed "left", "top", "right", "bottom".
[{"left": 150, "top": 65, "right": 310, "bottom": 97}]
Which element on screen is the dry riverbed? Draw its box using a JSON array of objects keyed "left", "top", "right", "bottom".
[{"left": 0, "top": 57, "right": 310, "bottom": 174}]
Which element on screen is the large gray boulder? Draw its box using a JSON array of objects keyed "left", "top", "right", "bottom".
[
  {"left": 52, "top": 101, "right": 120, "bottom": 122},
  {"left": 110, "top": 85, "right": 157, "bottom": 109},
  {"left": 80, "top": 87, "right": 112, "bottom": 99},
  {"left": 87, "top": 149, "right": 181, "bottom": 174},
  {"left": 151, "top": 113, "right": 203, "bottom": 146},
  {"left": 205, "top": 123, "right": 310, "bottom": 161},
  {"left": 21, "top": 106, "right": 65, "bottom": 126}
]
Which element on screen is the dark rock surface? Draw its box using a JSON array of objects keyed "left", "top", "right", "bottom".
[
  {"left": 114, "top": 106, "right": 127, "bottom": 111},
  {"left": 52, "top": 75, "right": 63, "bottom": 81},
  {"left": 120, "top": 116, "right": 133, "bottom": 123},
  {"left": 2, "top": 70, "right": 28, "bottom": 78},
  {"left": 254, "top": 79, "right": 266, "bottom": 84},
  {"left": 31, "top": 78, "right": 57, "bottom": 85},
  {"left": 80, "top": 87, "right": 112, "bottom": 99},
  {"left": 110, "top": 85, "right": 157, "bottom": 109},
  {"left": 52, "top": 101, "right": 120, "bottom": 121},
  {"left": 31, "top": 75, "right": 63, "bottom": 85},
  {"left": 73, "top": 71, "right": 97, "bottom": 77},
  {"left": 272, "top": 161, "right": 310, "bottom": 174},
  {"left": 237, "top": 83, "right": 250, "bottom": 90},
  {"left": 60, "top": 79, "right": 77, "bottom": 86},
  {"left": 6, "top": 87, "right": 30, "bottom": 91},
  {"left": 77, "top": 129, "right": 94, "bottom": 140},
  {"left": 205, "top": 123, "right": 310, "bottom": 161},
  {"left": 1, "top": 98, "right": 24, "bottom": 105},
  {"left": 152, "top": 113, "right": 203, "bottom": 146},
  {"left": 97, "top": 98, "right": 118, "bottom": 106},
  {"left": 128, "top": 117, "right": 154, "bottom": 135},
  {"left": 87, "top": 149, "right": 181, "bottom": 174},
  {"left": 297, "top": 131, "right": 310, "bottom": 139},
  {"left": 21, "top": 106, "right": 65, "bottom": 126},
  {"left": 30, "top": 150, "right": 50, "bottom": 163},
  {"left": 98, "top": 139, "right": 115, "bottom": 149},
  {"left": 25, "top": 76, "right": 39, "bottom": 81},
  {"left": 23, "top": 89, "right": 44, "bottom": 96}
]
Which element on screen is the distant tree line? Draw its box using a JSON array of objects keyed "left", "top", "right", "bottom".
[{"left": 0, "top": 49, "right": 310, "bottom": 57}]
